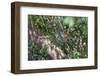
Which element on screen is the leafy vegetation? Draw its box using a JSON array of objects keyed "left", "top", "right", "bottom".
[{"left": 28, "top": 15, "right": 88, "bottom": 60}]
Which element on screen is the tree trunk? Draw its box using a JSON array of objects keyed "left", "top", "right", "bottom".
[{"left": 28, "top": 16, "right": 65, "bottom": 59}]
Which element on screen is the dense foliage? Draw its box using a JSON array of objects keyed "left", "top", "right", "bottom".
[{"left": 28, "top": 15, "right": 88, "bottom": 60}]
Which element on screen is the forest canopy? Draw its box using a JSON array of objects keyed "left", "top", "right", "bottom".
[{"left": 28, "top": 15, "right": 88, "bottom": 60}]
